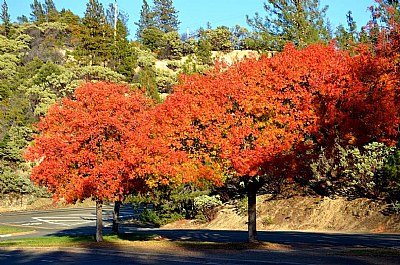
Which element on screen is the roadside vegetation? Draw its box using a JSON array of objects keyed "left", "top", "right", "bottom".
[
  {"left": 0, "top": 233, "right": 286, "bottom": 251},
  {"left": 0, "top": 226, "right": 32, "bottom": 235}
]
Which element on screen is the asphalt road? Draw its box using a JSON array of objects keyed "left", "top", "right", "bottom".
[
  {"left": 1, "top": 207, "right": 400, "bottom": 264},
  {"left": 0, "top": 205, "right": 136, "bottom": 237},
  {"left": 2, "top": 246, "right": 399, "bottom": 265}
]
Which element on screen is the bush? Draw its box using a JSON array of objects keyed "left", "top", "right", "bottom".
[
  {"left": 310, "top": 142, "right": 395, "bottom": 198},
  {"left": 140, "top": 209, "right": 183, "bottom": 227},
  {"left": 194, "top": 194, "right": 222, "bottom": 222},
  {"left": 155, "top": 68, "right": 177, "bottom": 94},
  {"left": 158, "top": 31, "right": 183, "bottom": 60}
]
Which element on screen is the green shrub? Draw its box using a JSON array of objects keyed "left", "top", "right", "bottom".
[
  {"left": 194, "top": 194, "right": 222, "bottom": 222},
  {"left": 262, "top": 215, "right": 274, "bottom": 225},
  {"left": 310, "top": 142, "right": 394, "bottom": 198},
  {"left": 139, "top": 209, "right": 183, "bottom": 227}
]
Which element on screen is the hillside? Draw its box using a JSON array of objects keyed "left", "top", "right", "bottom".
[{"left": 165, "top": 195, "right": 400, "bottom": 233}]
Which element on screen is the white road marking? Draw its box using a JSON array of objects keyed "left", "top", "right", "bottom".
[
  {"left": 21, "top": 222, "right": 43, "bottom": 226},
  {"left": 32, "top": 216, "right": 95, "bottom": 227}
]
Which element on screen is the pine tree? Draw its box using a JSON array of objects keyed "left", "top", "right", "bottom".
[
  {"left": 30, "top": 0, "right": 45, "bottom": 24},
  {"left": 105, "top": 3, "right": 137, "bottom": 79},
  {"left": 335, "top": 11, "right": 359, "bottom": 50},
  {"left": 135, "top": 0, "right": 155, "bottom": 40},
  {"left": 152, "top": 0, "right": 180, "bottom": 33},
  {"left": 43, "top": 0, "right": 59, "bottom": 22},
  {"left": 0, "top": 0, "right": 10, "bottom": 37},
  {"left": 78, "top": 0, "right": 113, "bottom": 66},
  {"left": 247, "top": 0, "right": 332, "bottom": 50}
]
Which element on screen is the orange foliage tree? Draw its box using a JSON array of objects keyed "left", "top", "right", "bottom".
[
  {"left": 136, "top": 40, "right": 399, "bottom": 242},
  {"left": 24, "top": 82, "right": 154, "bottom": 242}
]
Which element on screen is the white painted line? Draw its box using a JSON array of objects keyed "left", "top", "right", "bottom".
[
  {"left": 31, "top": 217, "right": 95, "bottom": 227},
  {"left": 21, "top": 222, "right": 43, "bottom": 226}
]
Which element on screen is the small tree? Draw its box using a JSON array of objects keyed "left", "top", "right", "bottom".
[
  {"left": 0, "top": 0, "right": 10, "bottom": 37},
  {"left": 158, "top": 31, "right": 183, "bottom": 59},
  {"left": 43, "top": 0, "right": 59, "bottom": 22},
  {"left": 247, "top": 0, "right": 332, "bottom": 50},
  {"left": 30, "top": 0, "right": 45, "bottom": 24},
  {"left": 25, "top": 82, "right": 154, "bottom": 242}
]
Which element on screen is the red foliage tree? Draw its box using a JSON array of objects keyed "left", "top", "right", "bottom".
[
  {"left": 138, "top": 40, "right": 399, "bottom": 242},
  {"left": 24, "top": 82, "right": 154, "bottom": 242}
]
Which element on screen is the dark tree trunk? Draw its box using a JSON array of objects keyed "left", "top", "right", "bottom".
[
  {"left": 247, "top": 181, "right": 258, "bottom": 243},
  {"left": 96, "top": 199, "right": 103, "bottom": 242},
  {"left": 112, "top": 200, "right": 122, "bottom": 234}
]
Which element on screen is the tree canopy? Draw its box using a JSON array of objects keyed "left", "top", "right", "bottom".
[
  {"left": 24, "top": 82, "right": 154, "bottom": 241},
  {"left": 247, "top": 0, "right": 332, "bottom": 50}
]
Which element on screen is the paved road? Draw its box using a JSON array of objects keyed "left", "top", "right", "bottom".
[
  {"left": 1, "top": 246, "right": 399, "bottom": 265},
  {"left": 0, "top": 205, "right": 137, "bottom": 237},
  {"left": 1, "top": 207, "right": 400, "bottom": 264}
]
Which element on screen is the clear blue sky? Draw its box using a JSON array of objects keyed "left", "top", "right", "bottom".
[{"left": 8, "top": 0, "right": 376, "bottom": 38}]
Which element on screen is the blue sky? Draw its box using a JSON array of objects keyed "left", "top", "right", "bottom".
[{"left": 8, "top": 0, "right": 376, "bottom": 38}]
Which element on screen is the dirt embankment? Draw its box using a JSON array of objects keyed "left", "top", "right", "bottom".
[{"left": 165, "top": 195, "right": 400, "bottom": 233}]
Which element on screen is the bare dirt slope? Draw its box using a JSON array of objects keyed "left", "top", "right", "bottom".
[{"left": 165, "top": 195, "right": 400, "bottom": 233}]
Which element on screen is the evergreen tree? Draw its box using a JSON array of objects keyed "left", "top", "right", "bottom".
[
  {"left": 30, "top": 0, "right": 45, "bottom": 24},
  {"left": 78, "top": 0, "right": 113, "bottom": 66},
  {"left": 153, "top": 0, "right": 180, "bottom": 33},
  {"left": 335, "top": 11, "right": 358, "bottom": 50},
  {"left": 247, "top": 0, "right": 332, "bottom": 50},
  {"left": 0, "top": 0, "right": 10, "bottom": 37},
  {"left": 135, "top": 0, "right": 155, "bottom": 40},
  {"left": 43, "top": 0, "right": 59, "bottom": 22},
  {"left": 17, "top": 15, "right": 29, "bottom": 24}
]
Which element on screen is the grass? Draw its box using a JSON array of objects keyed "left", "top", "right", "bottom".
[
  {"left": 0, "top": 232, "right": 290, "bottom": 252},
  {"left": 0, "top": 233, "right": 159, "bottom": 248},
  {"left": 0, "top": 226, "right": 33, "bottom": 235}
]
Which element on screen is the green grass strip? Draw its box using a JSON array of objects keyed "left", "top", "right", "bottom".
[
  {"left": 0, "top": 233, "right": 158, "bottom": 247},
  {"left": 0, "top": 226, "right": 33, "bottom": 235}
]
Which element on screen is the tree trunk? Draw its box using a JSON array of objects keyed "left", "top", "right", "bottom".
[
  {"left": 247, "top": 181, "right": 258, "bottom": 243},
  {"left": 112, "top": 200, "right": 122, "bottom": 234},
  {"left": 96, "top": 199, "right": 103, "bottom": 242}
]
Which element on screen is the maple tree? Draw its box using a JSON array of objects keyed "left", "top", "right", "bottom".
[{"left": 24, "top": 82, "right": 154, "bottom": 242}]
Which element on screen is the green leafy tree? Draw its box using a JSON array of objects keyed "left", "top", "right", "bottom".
[
  {"left": 231, "top": 25, "right": 251, "bottom": 50},
  {"left": 247, "top": 0, "right": 332, "bottom": 50},
  {"left": 152, "top": 0, "right": 180, "bottom": 33},
  {"left": 195, "top": 38, "right": 213, "bottom": 65},
  {"left": 0, "top": 0, "right": 10, "bottom": 37},
  {"left": 0, "top": 34, "right": 30, "bottom": 100},
  {"left": 200, "top": 26, "right": 234, "bottom": 51},
  {"left": 158, "top": 31, "right": 183, "bottom": 59}
]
